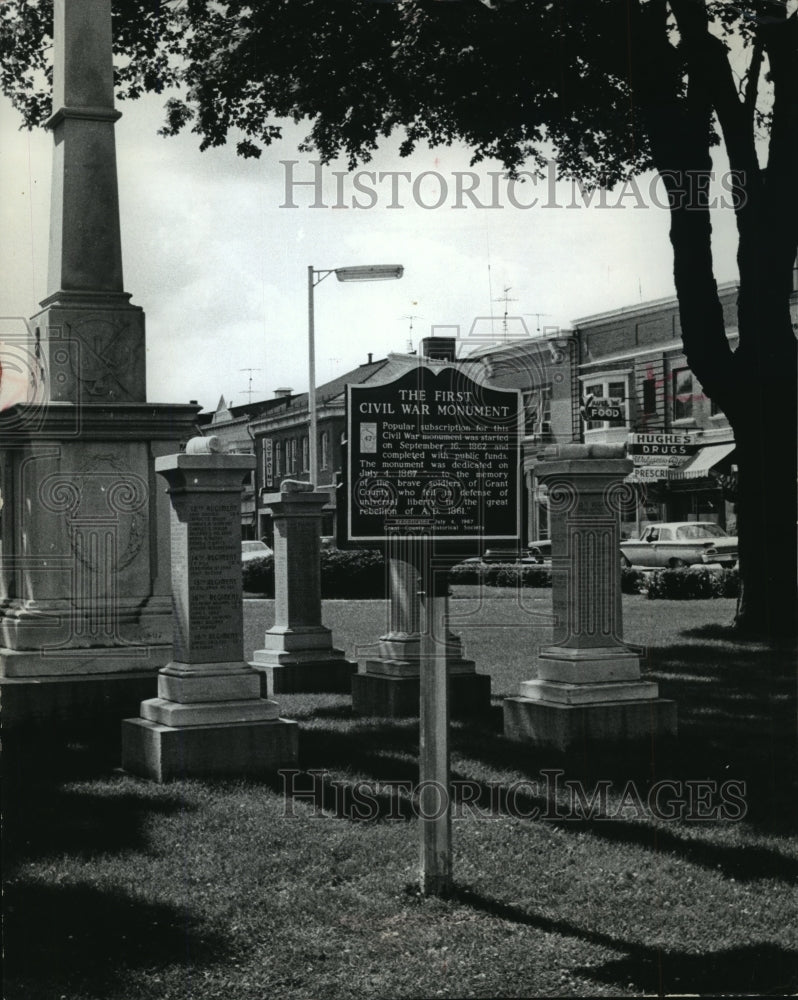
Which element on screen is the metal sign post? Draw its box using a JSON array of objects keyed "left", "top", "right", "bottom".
[{"left": 418, "top": 543, "right": 452, "bottom": 897}]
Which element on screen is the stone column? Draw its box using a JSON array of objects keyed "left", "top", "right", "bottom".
[
  {"left": 0, "top": 0, "right": 198, "bottom": 732},
  {"left": 351, "top": 533, "right": 490, "bottom": 718},
  {"left": 249, "top": 481, "right": 356, "bottom": 696},
  {"left": 122, "top": 439, "right": 297, "bottom": 780},
  {"left": 504, "top": 444, "right": 677, "bottom": 750},
  {"left": 34, "top": 0, "right": 145, "bottom": 402}
]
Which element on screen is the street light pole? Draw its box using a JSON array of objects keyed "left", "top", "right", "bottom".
[
  {"left": 306, "top": 264, "right": 404, "bottom": 488},
  {"left": 308, "top": 264, "right": 319, "bottom": 488}
]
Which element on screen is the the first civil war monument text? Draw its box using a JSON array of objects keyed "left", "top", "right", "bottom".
[{"left": 345, "top": 365, "right": 522, "bottom": 544}]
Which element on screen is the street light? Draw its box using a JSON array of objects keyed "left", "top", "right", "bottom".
[{"left": 307, "top": 264, "right": 404, "bottom": 487}]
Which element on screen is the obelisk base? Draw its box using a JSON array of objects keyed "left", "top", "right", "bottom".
[
  {"left": 0, "top": 670, "right": 160, "bottom": 735},
  {"left": 250, "top": 627, "right": 356, "bottom": 696}
]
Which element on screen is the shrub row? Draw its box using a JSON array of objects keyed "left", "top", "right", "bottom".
[
  {"left": 447, "top": 562, "right": 552, "bottom": 588},
  {"left": 242, "top": 549, "right": 388, "bottom": 599},
  {"left": 646, "top": 567, "right": 740, "bottom": 600},
  {"left": 244, "top": 553, "right": 556, "bottom": 596},
  {"left": 621, "top": 567, "right": 647, "bottom": 594},
  {"left": 243, "top": 552, "right": 740, "bottom": 600}
]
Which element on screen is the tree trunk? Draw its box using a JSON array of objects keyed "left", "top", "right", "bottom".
[
  {"left": 632, "top": 0, "right": 798, "bottom": 641},
  {"left": 731, "top": 337, "right": 798, "bottom": 639}
]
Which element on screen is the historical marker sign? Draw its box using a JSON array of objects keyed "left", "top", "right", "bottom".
[{"left": 346, "top": 365, "right": 522, "bottom": 544}]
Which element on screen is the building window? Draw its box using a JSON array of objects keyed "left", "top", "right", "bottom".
[
  {"left": 274, "top": 441, "right": 282, "bottom": 479},
  {"left": 320, "top": 431, "right": 329, "bottom": 470},
  {"left": 672, "top": 367, "right": 693, "bottom": 421},
  {"left": 522, "top": 385, "right": 552, "bottom": 436},
  {"left": 302, "top": 435, "right": 309, "bottom": 472},
  {"left": 584, "top": 378, "right": 627, "bottom": 430},
  {"left": 642, "top": 378, "right": 657, "bottom": 416},
  {"left": 290, "top": 438, "right": 297, "bottom": 473}
]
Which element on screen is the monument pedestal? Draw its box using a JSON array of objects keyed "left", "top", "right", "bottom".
[
  {"left": 0, "top": 403, "right": 198, "bottom": 732},
  {"left": 503, "top": 645, "right": 676, "bottom": 750},
  {"left": 249, "top": 484, "right": 356, "bottom": 696},
  {"left": 351, "top": 551, "right": 490, "bottom": 718},
  {"left": 122, "top": 717, "right": 298, "bottom": 783},
  {"left": 503, "top": 449, "right": 677, "bottom": 751},
  {"left": 122, "top": 443, "right": 298, "bottom": 780}
]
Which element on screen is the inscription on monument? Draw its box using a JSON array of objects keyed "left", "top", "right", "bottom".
[{"left": 172, "top": 499, "right": 243, "bottom": 662}]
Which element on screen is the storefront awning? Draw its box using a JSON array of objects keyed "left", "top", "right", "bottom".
[{"left": 675, "top": 442, "right": 735, "bottom": 479}]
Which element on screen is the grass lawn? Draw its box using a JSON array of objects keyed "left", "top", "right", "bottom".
[{"left": 4, "top": 591, "right": 796, "bottom": 999}]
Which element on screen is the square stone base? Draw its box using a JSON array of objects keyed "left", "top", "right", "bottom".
[
  {"left": 1, "top": 671, "right": 158, "bottom": 734},
  {"left": 352, "top": 671, "right": 491, "bottom": 719},
  {"left": 251, "top": 658, "right": 358, "bottom": 697},
  {"left": 121, "top": 716, "right": 299, "bottom": 782},
  {"left": 503, "top": 696, "right": 677, "bottom": 752}
]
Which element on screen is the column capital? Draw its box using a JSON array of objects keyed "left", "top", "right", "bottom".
[
  {"left": 262, "top": 482, "right": 331, "bottom": 516},
  {"left": 155, "top": 453, "right": 255, "bottom": 494}
]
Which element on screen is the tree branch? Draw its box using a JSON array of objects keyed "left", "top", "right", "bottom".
[
  {"left": 626, "top": 0, "right": 738, "bottom": 419},
  {"left": 743, "top": 34, "right": 765, "bottom": 130}
]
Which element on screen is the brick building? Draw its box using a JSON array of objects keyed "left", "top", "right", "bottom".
[{"left": 572, "top": 283, "right": 740, "bottom": 535}]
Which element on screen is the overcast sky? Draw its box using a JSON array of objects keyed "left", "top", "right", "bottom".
[{"left": 0, "top": 89, "right": 741, "bottom": 414}]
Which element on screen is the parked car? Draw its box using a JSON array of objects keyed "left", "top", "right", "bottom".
[
  {"left": 458, "top": 546, "right": 545, "bottom": 567},
  {"left": 241, "top": 540, "right": 273, "bottom": 562},
  {"left": 620, "top": 522, "right": 737, "bottom": 569},
  {"left": 527, "top": 539, "right": 552, "bottom": 565}
]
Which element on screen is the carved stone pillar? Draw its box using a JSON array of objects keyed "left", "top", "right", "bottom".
[
  {"left": 504, "top": 445, "right": 677, "bottom": 749},
  {"left": 249, "top": 481, "right": 356, "bottom": 696},
  {"left": 122, "top": 439, "right": 298, "bottom": 780}
]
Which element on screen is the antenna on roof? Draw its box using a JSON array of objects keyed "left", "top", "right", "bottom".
[
  {"left": 523, "top": 312, "right": 550, "bottom": 335},
  {"left": 401, "top": 314, "right": 423, "bottom": 355},
  {"left": 493, "top": 286, "right": 518, "bottom": 341},
  {"left": 240, "top": 368, "right": 263, "bottom": 404}
]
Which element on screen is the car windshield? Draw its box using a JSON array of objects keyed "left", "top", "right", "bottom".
[
  {"left": 675, "top": 524, "right": 726, "bottom": 540},
  {"left": 242, "top": 541, "right": 268, "bottom": 552}
]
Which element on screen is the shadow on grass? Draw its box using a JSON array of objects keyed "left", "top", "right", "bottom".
[
  {"left": 3, "top": 735, "right": 231, "bottom": 999},
  {"left": 3, "top": 880, "right": 227, "bottom": 1000},
  {"left": 3, "top": 783, "right": 194, "bottom": 870},
  {"left": 3, "top": 735, "right": 195, "bottom": 872},
  {"left": 269, "top": 721, "right": 798, "bottom": 884},
  {"left": 448, "top": 886, "right": 798, "bottom": 996}
]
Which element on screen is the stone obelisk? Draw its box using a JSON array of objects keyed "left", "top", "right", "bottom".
[{"left": 0, "top": 0, "right": 198, "bottom": 731}]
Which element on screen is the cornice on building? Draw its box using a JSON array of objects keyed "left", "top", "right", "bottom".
[{"left": 573, "top": 280, "right": 739, "bottom": 330}]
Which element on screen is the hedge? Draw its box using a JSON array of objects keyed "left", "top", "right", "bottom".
[
  {"left": 646, "top": 566, "right": 740, "bottom": 600},
  {"left": 244, "top": 554, "right": 740, "bottom": 600},
  {"left": 244, "top": 554, "right": 557, "bottom": 596},
  {"left": 621, "top": 567, "right": 647, "bottom": 594},
  {"left": 242, "top": 549, "right": 388, "bottom": 599},
  {"left": 447, "top": 562, "right": 552, "bottom": 588}
]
